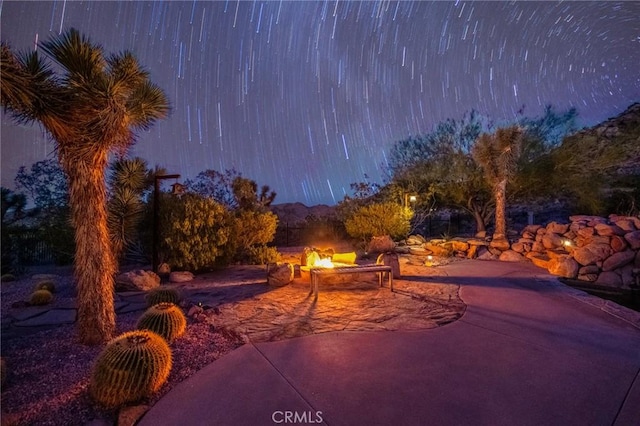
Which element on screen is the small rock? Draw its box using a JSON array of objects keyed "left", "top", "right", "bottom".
[
  {"left": 267, "top": 263, "right": 294, "bottom": 287},
  {"left": 118, "top": 405, "right": 150, "bottom": 426},
  {"left": 115, "top": 270, "right": 160, "bottom": 292},
  {"left": 596, "top": 271, "right": 622, "bottom": 287},
  {"left": 499, "top": 250, "right": 525, "bottom": 262},
  {"left": 624, "top": 231, "right": 640, "bottom": 250},
  {"left": 169, "top": 271, "right": 195, "bottom": 283},
  {"left": 547, "top": 256, "right": 579, "bottom": 279}
]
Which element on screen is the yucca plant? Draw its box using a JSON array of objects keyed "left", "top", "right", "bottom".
[
  {"left": 145, "top": 287, "right": 182, "bottom": 307},
  {"left": 137, "top": 303, "right": 186, "bottom": 343},
  {"left": 30, "top": 289, "right": 53, "bottom": 305},
  {"left": 90, "top": 330, "right": 172, "bottom": 407},
  {"left": 1, "top": 30, "right": 169, "bottom": 345}
]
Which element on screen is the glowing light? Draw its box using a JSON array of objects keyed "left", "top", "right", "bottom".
[{"left": 314, "top": 258, "right": 335, "bottom": 268}]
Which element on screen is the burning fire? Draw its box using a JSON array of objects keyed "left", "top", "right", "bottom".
[{"left": 314, "top": 258, "right": 335, "bottom": 268}]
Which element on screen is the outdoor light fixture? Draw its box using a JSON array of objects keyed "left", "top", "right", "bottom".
[
  {"left": 403, "top": 192, "right": 418, "bottom": 208},
  {"left": 153, "top": 174, "right": 181, "bottom": 272}
]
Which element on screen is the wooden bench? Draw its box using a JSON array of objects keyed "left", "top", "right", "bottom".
[{"left": 309, "top": 265, "right": 393, "bottom": 301}]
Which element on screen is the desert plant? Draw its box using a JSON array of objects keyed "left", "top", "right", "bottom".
[
  {"left": 137, "top": 303, "right": 187, "bottom": 343},
  {"left": 160, "top": 193, "right": 233, "bottom": 271},
  {"left": 244, "top": 245, "right": 281, "bottom": 265},
  {"left": 344, "top": 202, "right": 413, "bottom": 245},
  {"left": 2, "top": 29, "right": 169, "bottom": 345},
  {"left": 89, "top": 330, "right": 172, "bottom": 407},
  {"left": 34, "top": 280, "right": 56, "bottom": 293},
  {"left": 145, "top": 287, "right": 181, "bottom": 308},
  {"left": 30, "top": 289, "right": 53, "bottom": 305},
  {"left": 1, "top": 274, "right": 16, "bottom": 282}
]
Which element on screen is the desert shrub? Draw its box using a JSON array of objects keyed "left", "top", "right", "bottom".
[
  {"left": 137, "top": 303, "right": 187, "bottom": 343},
  {"left": 160, "top": 193, "right": 232, "bottom": 271},
  {"left": 34, "top": 280, "right": 56, "bottom": 293},
  {"left": 90, "top": 330, "right": 172, "bottom": 407},
  {"left": 244, "top": 245, "right": 281, "bottom": 265},
  {"left": 30, "top": 289, "right": 53, "bottom": 305},
  {"left": 145, "top": 287, "right": 181, "bottom": 307},
  {"left": 229, "top": 210, "right": 278, "bottom": 261},
  {"left": 344, "top": 202, "right": 413, "bottom": 244},
  {"left": 1, "top": 274, "right": 16, "bottom": 283}
]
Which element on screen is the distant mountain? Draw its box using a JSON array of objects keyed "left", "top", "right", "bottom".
[
  {"left": 269, "top": 202, "right": 337, "bottom": 225},
  {"left": 554, "top": 102, "right": 640, "bottom": 176}
]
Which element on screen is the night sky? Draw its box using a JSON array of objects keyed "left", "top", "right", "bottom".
[{"left": 1, "top": 1, "right": 639, "bottom": 205}]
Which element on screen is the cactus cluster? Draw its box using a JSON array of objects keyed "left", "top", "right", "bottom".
[
  {"left": 34, "top": 280, "right": 56, "bottom": 293},
  {"left": 30, "top": 289, "right": 53, "bottom": 305},
  {"left": 90, "top": 330, "right": 172, "bottom": 408},
  {"left": 137, "top": 303, "right": 187, "bottom": 343},
  {"left": 145, "top": 287, "right": 181, "bottom": 307}
]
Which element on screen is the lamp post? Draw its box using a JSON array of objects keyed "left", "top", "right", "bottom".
[
  {"left": 153, "top": 174, "right": 180, "bottom": 272},
  {"left": 403, "top": 192, "right": 417, "bottom": 208}
]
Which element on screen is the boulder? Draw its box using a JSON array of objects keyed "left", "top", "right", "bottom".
[
  {"left": 602, "top": 250, "right": 636, "bottom": 271},
  {"left": 579, "top": 265, "right": 600, "bottom": 275},
  {"left": 531, "top": 242, "right": 546, "bottom": 253},
  {"left": 611, "top": 218, "right": 637, "bottom": 232},
  {"left": 489, "top": 238, "right": 510, "bottom": 251},
  {"left": 546, "top": 221, "right": 569, "bottom": 234},
  {"left": 542, "top": 233, "right": 564, "bottom": 249},
  {"left": 576, "top": 227, "right": 595, "bottom": 238},
  {"left": 424, "top": 244, "right": 452, "bottom": 257},
  {"left": 267, "top": 263, "right": 294, "bottom": 287},
  {"left": 619, "top": 264, "right": 635, "bottom": 287},
  {"left": 610, "top": 235, "right": 628, "bottom": 253},
  {"left": 477, "top": 247, "right": 498, "bottom": 260},
  {"left": 406, "top": 234, "right": 426, "bottom": 245},
  {"left": 596, "top": 271, "right": 622, "bottom": 287},
  {"left": 443, "top": 240, "right": 469, "bottom": 252},
  {"left": 569, "top": 215, "right": 607, "bottom": 223},
  {"left": 594, "top": 223, "right": 626, "bottom": 237},
  {"left": 368, "top": 235, "right": 396, "bottom": 253},
  {"left": 511, "top": 242, "right": 526, "bottom": 253},
  {"left": 499, "top": 250, "right": 525, "bottom": 262},
  {"left": 115, "top": 270, "right": 160, "bottom": 292},
  {"left": 522, "top": 224, "right": 542, "bottom": 234},
  {"left": 521, "top": 231, "right": 536, "bottom": 240},
  {"left": 525, "top": 252, "right": 550, "bottom": 269},
  {"left": 467, "top": 245, "right": 479, "bottom": 259},
  {"left": 578, "top": 273, "right": 598, "bottom": 282},
  {"left": 624, "top": 231, "right": 640, "bottom": 250},
  {"left": 547, "top": 256, "right": 579, "bottom": 278},
  {"left": 572, "top": 244, "right": 613, "bottom": 266},
  {"left": 376, "top": 252, "right": 401, "bottom": 279},
  {"left": 170, "top": 271, "right": 195, "bottom": 283}
]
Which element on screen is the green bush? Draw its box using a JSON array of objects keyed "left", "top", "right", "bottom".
[
  {"left": 160, "top": 193, "right": 232, "bottom": 271},
  {"left": 244, "top": 245, "right": 281, "bottom": 265},
  {"left": 90, "top": 330, "right": 172, "bottom": 407},
  {"left": 137, "top": 303, "right": 187, "bottom": 343},
  {"left": 344, "top": 202, "right": 413, "bottom": 243},
  {"left": 229, "top": 210, "right": 278, "bottom": 261}
]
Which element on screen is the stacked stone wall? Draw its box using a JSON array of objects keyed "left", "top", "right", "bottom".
[{"left": 404, "top": 214, "right": 640, "bottom": 290}]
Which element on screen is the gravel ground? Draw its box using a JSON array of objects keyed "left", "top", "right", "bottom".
[{"left": 0, "top": 268, "right": 244, "bottom": 426}]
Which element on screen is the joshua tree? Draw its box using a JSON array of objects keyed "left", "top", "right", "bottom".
[
  {"left": 1, "top": 30, "right": 169, "bottom": 344},
  {"left": 472, "top": 126, "right": 524, "bottom": 240}
]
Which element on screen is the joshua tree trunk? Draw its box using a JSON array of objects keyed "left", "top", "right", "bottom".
[
  {"left": 493, "top": 179, "right": 508, "bottom": 240},
  {"left": 62, "top": 149, "right": 116, "bottom": 345},
  {"left": 467, "top": 197, "right": 487, "bottom": 235}
]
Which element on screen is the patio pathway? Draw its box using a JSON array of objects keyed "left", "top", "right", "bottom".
[{"left": 140, "top": 259, "right": 640, "bottom": 426}]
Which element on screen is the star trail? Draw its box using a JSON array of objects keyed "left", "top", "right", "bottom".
[{"left": 1, "top": 1, "right": 639, "bottom": 205}]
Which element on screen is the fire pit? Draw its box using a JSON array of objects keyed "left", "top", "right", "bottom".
[{"left": 308, "top": 264, "right": 393, "bottom": 300}]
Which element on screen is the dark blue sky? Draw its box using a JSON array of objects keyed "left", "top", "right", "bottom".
[{"left": 2, "top": 1, "right": 639, "bottom": 205}]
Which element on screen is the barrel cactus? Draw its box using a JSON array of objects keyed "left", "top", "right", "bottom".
[
  {"left": 30, "top": 289, "right": 53, "bottom": 305},
  {"left": 145, "top": 287, "right": 181, "bottom": 307},
  {"left": 34, "top": 280, "right": 56, "bottom": 293},
  {"left": 90, "top": 330, "right": 172, "bottom": 408},
  {"left": 137, "top": 303, "right": 187, "bottom": 343}
]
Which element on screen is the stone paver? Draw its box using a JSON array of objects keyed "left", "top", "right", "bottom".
[{"left": 179, "top": 261, "right": 465, "bottom": 343}]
